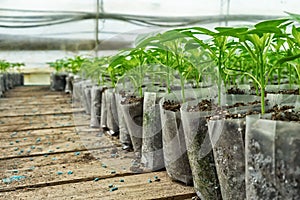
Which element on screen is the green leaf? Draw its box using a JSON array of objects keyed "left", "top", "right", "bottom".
[
  {"left": 215, "top": 27, "right": 248, "bottom": 37},
  {"left": 161, "top": 30, "right": 185, "bottom": 40},
  {"left": 184, "top": 40, "right": 201, "bottom": 50},
  {"left": 292, "top": 25, "right": 300, "bottom": 44},
  {"left": 285, "top": 11, "right": 300, "bottom": 23},
  {"left": 254, "top": 18, "right": 289, "bottom": 29},
  {"left": 214, "top": 27, "right": 234, "bottom": 32},
  {"left": 276, "top": 53, "right": 300, "bottom": 65},
  {"left": 247, "top": 27, "right": 282, "bottom": 35},
  {"left": 180, "top": 27, "right": 215, "bottom": 36}
]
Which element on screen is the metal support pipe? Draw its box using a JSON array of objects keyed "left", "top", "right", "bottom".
[{"left": 95, "top": 0, "right": 100, "bottom": 54}]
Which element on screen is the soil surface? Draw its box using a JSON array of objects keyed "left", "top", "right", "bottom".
[
  {"left": 0, "top": 86, "right": 196, "bottom": 200},
  {"left": 121, "top": 95, "right": 143, "bottom": 105},
  {"left": 162, "top": 100, "right": 181, "bottom": 112},
  {"left": 188, "top": 99, "right": 262, "bottom": 113},
  {"left": 269, "top": 105, "right": 300, "bottom": 122},
  {"left": 266, "top": 88, "right": 299, "bottom": 95},
  {"left": 227, "top": 87, "right": 246, "bottom": 94}
]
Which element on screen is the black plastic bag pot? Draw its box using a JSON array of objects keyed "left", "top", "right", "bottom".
[
  {"left": 90, "top": 85, "right": 103, "bottom": 128},
  {"left": 3, "top": 73, "right": 9, "bottom": 91},
  {"left": 50, "top": 72, "right": 67, "bottom": 91},
  {"left": 181, "top": 100, "right": 221, "bottom": 198},
  {"left": 0, "top": 74, "right": 4, "bottom": 97},
  {"left": 120, "top": 97, "right": 143, "bottom": 155},
  {"left": 141, "top": 92, "right": 164, "bottom": 171},
  {"left": 12, "top": 73, "right": 20, "bottom": 87},
  {"left": 20, "top": 73, "right": 24, "bottom": 86},
  {"left": 4, "top": 73, "right": 9, "bottom": 90},
  {"left": 246, "top": 114, "right": 300, "bottom": 200},
  {"left": 12, "top": 73, "right": 18, "bottom": 86},
  {"left": 7, "top": 73, "right": 13, "bottom": 89},
  {"left": 11, "top": 73, "right": 16, "bottom": 87}
]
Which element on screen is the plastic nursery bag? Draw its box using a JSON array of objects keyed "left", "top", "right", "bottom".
[
  {"left": 120, "top": 96, "right": 143, "bottom": 154},
  {"left": 141, "top": 92, "right": 164, "bottom": 171},
  {"left": 159, "top": 93, "right": 193, "bottom": 185},
  {"left": 83, "top": 86, "right": 92, "bottom": 115},
  {"left": 182, "top": 94, "right": 262, "bottom": 199},
  {"left": 0, "top": 74, "right": 4, "bottom": 97},
  {"left": 246, "top": 113, "right": 300, "bottom": 200},
  {"left": 115, "top": 93, "right": 132, "bottom": 148},
  {"left": 50, "top": 72, "right": 67, "bottom": 91},
  {"left": 181, "top": 99, "right": 221, "bottom": 198},
  {"left": 90, "top": 85, "right": 103, "bottom": 128},
  {"left": 65, "top": 74, "right": 73, "bottom": 94},
  {"left": 105, "top": 89, "right": 119, "bottom": 134},
  {"left": 80, "top": 80, "right": 92, "bottom": 114}
]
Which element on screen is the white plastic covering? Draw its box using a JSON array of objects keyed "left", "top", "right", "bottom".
[{"left": 0, "top": 0, "right": 299, "bottom": 83}]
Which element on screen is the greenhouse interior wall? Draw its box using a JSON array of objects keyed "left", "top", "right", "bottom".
[{"left": 1, "top": 0, "right": 300, "bottom": 199}]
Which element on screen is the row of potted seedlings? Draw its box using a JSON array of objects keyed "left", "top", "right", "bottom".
[
  {"left": 48, "top": 55, "right": 87, "bottom": 92},
  {"left": 49, "top": 16, "right": 300, "bottom": 199},
  {"left": 0, "top": 59, "right": 24, "bottom": 97}
]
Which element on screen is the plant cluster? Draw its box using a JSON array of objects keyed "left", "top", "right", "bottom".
[
  {"left": 74, "top": 14, "right": 300, "bottom": 114},
  {"left": 47, "top": 55, "right": 89, "bottom": 74},
  {"left": 0, "top": 59, "right": 25, "bottom": 72},
  {"left": 177, "top": 18, "right": 300, "bottom": 113}
]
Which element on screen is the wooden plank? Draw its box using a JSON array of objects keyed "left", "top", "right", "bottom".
[
  {"left": 0, "top": 146, "right": 136, "bottom": 191},
  {"left": 0, "top": 126, "right": 110, "bottom": 159},
  {"left": 0, "top": 113, "right": 74, "bottom": 125},
  {"left": 3, "top": 87, "right": 66, "bottom": 98},
  {"left": 0, "top": 96, "right": 70, "bottom": 102},
  {"left": 4, "top": 92, "right": 68, "bottom": 98},
  {"left": 4, "top": 86, "right": 50, "bottom": 92},
  {"left": 0, "top": 108, "right": 84, "bottom": 118},
  {"left": 0, "top": 104, "right": 72, "bottom": 111},
  {"left": 0, "top": 127, "right": 75, "bottom": 139},
  {"left": 0, "top": 99, "right": 71, "bottom": 107},
  {"left": 0, "top": 120, "right": 89, "bottom": 132},
  {"left": 0, "top": 171, "right": 195, "bottom": 200},
  {"left": 0, "top": 114, "right": 74, "bottom": 128}
]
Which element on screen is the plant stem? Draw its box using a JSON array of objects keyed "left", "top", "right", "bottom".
[
  {"left": 218, "top": 52, "right": 222, "bottom": 105},
  {"left": 166, "top": 52, "right": 171, "bottom": 93},
  {"left": 259, "top": 53, "right": 265, "bottom": 114}
]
